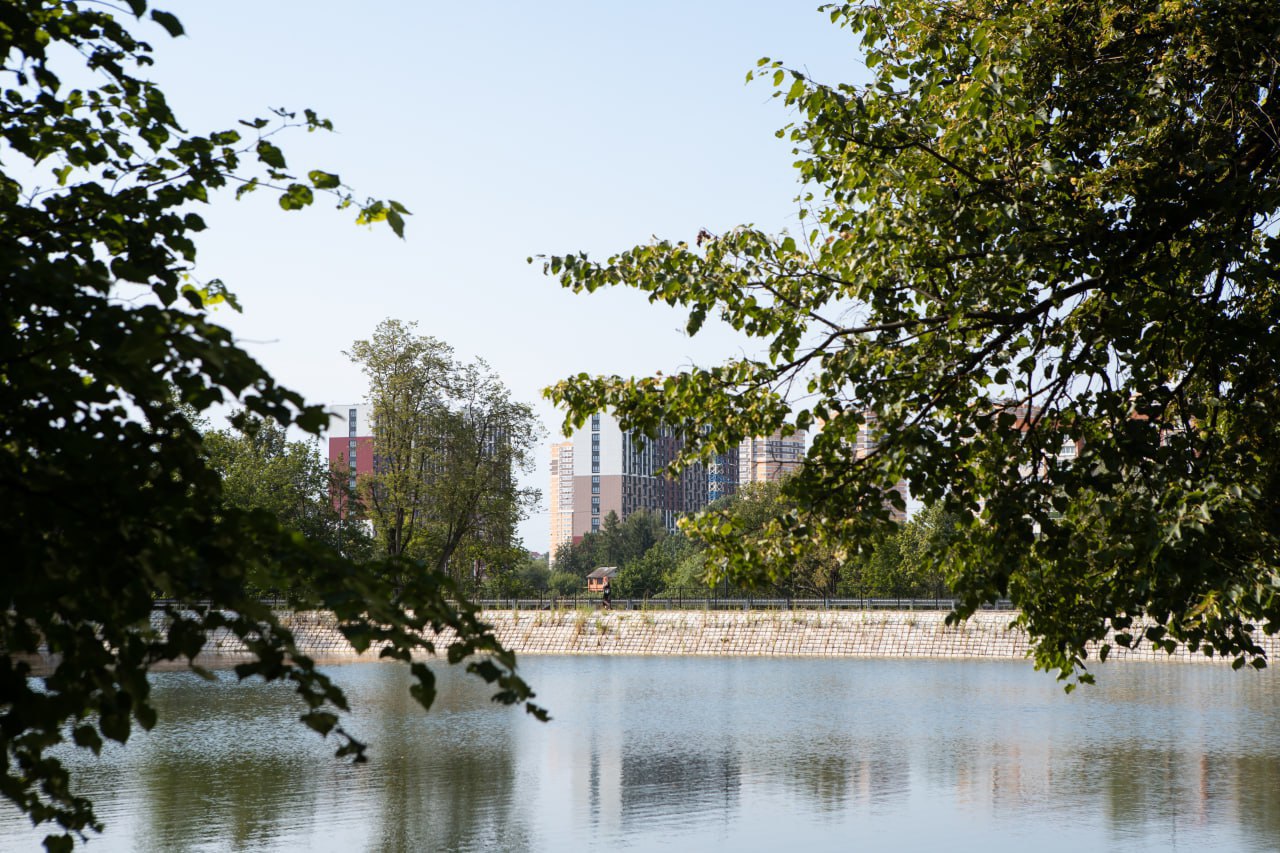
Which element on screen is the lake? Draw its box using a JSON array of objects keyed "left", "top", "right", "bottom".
[{"left": 2, "top": 657, "right": 1277, "bottom": 851}]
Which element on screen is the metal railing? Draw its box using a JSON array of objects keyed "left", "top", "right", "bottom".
[
  {"left": 468, "top": 594, "right": 1015, "bottom": 612},
  {"left": 150, "top": 595, "right": 1016, "bottom": 613}
]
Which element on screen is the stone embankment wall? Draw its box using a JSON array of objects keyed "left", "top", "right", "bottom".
[{"left": 189, "top": 609, "right": 1280, "bottom": 665}]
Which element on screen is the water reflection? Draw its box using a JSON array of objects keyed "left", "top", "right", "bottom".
[{"left": 0, "top": 658, "right": 1277, "bottom": 851}]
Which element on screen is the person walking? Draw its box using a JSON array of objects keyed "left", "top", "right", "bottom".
[{"left": 602, "top": 577, "right": 612, "bottom": 610}]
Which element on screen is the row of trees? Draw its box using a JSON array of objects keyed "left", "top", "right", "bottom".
[{"left": 534, "top": 483, "right": 959, "bottom": 602}]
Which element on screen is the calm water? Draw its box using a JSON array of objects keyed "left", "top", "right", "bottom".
[{"left": 2, "top": 657, "right": 1278, "bottom": 852}]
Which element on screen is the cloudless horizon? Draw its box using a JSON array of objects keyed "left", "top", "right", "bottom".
[{"left": 149, "top": 2, "right": 869, "bottom": 550}]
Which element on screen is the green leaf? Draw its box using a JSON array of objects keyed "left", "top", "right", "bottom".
[
  {"left": 301, "top": 711, "right": 338, "bottom": 735},
  {"left": 72, "top": 725, "right": 103, "bottom": 753},
  {"left": 43, "top": 834, "right": 74, "bottom": 853},
  {"left": 150, "top": 10, "right": 185, "bottom": 37},
  {"left": 256, "top": 140, "right": 287, "bottom": 170},
  {"left": 278, "top": 183, "right": 314, "bottom": 211},
  {"left": 386, "top": 207, "right": 406, "bottom": 238},
  {"left": 235, "top": 177, "right": 260, "bottom": 200},
  {"left": 308, "top": 169, "right": 340, "bottom": 189}
]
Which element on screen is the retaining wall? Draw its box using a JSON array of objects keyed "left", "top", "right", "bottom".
[{"left": 187, "top": 609, "right": 1280, "bottom": 666}]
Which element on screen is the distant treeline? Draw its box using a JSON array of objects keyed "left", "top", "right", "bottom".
[{"left": 485, "top": 481, "right": 960, "bottom": 601}]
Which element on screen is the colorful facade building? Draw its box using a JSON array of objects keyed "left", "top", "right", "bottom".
[{"left": 324, "top": 403, "right": 375, "bottom": 505}]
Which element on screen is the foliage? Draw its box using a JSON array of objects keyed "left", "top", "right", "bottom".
[
  {"left": 549, "top": 571, "right": 584, "bottom": 597},
  {"left": 0, "top": 4, "right": 541, "bottom": 848},
  {"left": 615, "top": 533, "right": 697, "bottom": 598},
  {"left": 482, "top": 553, "right": 551, "bottom": 598},
  {"left": 696, "top": 482, "right": 842, "bottom": 597},
  {"left": 552, "top": 539, "right": 594, "bottom": 579},
  {"left": 552, "top": 509, "right": 669, "bottom": 583},
  {"left": 347, "top": 319, "right": 542, "bottom": 594},
  {"left": 664, "top": 549, "right": 710, "bottom": 592},
  {"left": 840, "top": 503, "right": 957, "bottom": 599},
  {"left": 541, "top": 0, "right": 1280, "bottom": 682},
  {"left": 203, "top": 415, "right": 375, "bottom": 595}
]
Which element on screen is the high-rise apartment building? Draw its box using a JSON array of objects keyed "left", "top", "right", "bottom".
[
  {"left": 548, "top": 441, "right": 574, "bottom": 563},
  {"left": 570, "top": 412, "right": 724, "bottom": 539},
  {"left": 850, "top": 411, "right": 909, "bottom": 523},
  {"left": 738, "top": 429, "right": 807, "bottom": 484},
  {"left": 324, "top": 403, "right": 375, "bottom": 495}
]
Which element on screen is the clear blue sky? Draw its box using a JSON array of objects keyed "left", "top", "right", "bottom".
[{"left": 151, "top": 2, "right": 868, "bottom": 549}]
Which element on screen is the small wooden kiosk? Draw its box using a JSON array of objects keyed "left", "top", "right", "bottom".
[{"left": 586, "top": 566, "right": 619, "bottom": 592}]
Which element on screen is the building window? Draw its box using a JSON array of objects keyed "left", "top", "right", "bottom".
[
  {"left": 591, "top": 483, "right": 600, "bottom": 494},
  {"left": 349, "top": 439, "right": 357, "bottom": 449},
  {"left": 591, "top": 414, "right": 600, "bottom": 431},
  {"left": 591, "top": 497, "right": 600, "bottom": 514},
  {"left": 591, "top": 517, "right": 600, "bottom": 532}
]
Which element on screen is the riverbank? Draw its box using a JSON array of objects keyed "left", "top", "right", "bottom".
[{"left": 191, "top": 609, "right": 1279, "bottom": 666}]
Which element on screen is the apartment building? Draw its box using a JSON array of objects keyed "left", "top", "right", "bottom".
[
  {"left": 570, "top": 412, "right": 717, "bottom": 539},
  {"left": 849, "top": 412, "right": 910, "bottom": 523},
  {"left": 548, "top": 441, "right": 575, "bottom": 563},
  {"left": 324, "top": 403, "right": 376, "bottom": 495},
  {"left": 738, "top": 429, "right": 807, "bottom": 484}
]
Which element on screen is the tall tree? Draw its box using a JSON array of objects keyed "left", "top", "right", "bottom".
[
  {"left": 542, "top": 0, "right": 1280, "bottom": 682},
  {"left": 347, "top": 320, "right": 454, "bottom": 561},
  {"left": 348, "top": 320, "right": 541, "bottom": 592},
  {"left": 0, "top": 4, "right": 540, "bottom": 847}
]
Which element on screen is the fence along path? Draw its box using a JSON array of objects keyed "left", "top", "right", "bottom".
[{"left": 469, "top": 595, "right": 1015, "bottom": 611}]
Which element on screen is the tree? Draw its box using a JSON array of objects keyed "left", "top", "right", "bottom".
[
  {"left": 481, "top": 552, "right": 550, "bottom": 599},
  {"left": 841, "top": 503, "right": 957, "bottom": 599},
  {"left": 1, "top": 4, "right": 541, "bottom": 848},
  {"left": 552, "top": 539, "right": 595, "bottom": 579},
  {"left": 616, "top": 509, "right": 668, "bottom": 566},
  {"left": 699, "top": 481, "right": 842, "bottom": 598},
  {"left": 615, "top": 530, "right": 697, "bottom": 598},
  {"left": 548, "top": 571, "right": 584, "bottom": 597},
  {"left": 542, "top": 0, "right": 1280, "bottom": 683},
  {"left": 552, "top": 509, "right": 672, "bottom": 590},
  {"left": 348, "top": 319, "right": 542, "bottom": 594},
  {"left": 203, "top": 414, "right": 375, "bottom": 594}
]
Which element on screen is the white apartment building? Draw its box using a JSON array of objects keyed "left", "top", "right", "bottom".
[{"left": 548, "top": 441, "right": 574, "bottom": 563}]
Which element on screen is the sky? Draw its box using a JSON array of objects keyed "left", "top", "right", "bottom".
[{"left": 144, "top": 2, "right": 870, "bottom": 549}]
